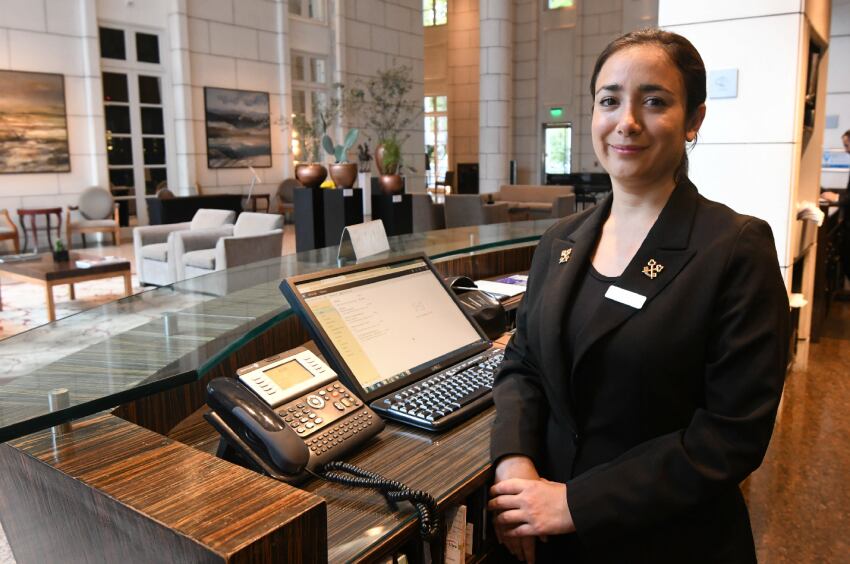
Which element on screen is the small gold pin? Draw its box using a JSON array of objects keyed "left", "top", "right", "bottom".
[
  {"left": 559, "top": 249, "right": 572, "bottom": 264},
  {"left": 642, "top": 258, "right": 664, "bottom": 279}
]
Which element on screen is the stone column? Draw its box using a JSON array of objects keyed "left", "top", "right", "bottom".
[{"left": 478, "top": 0, "right": 513, "bottom": 194}]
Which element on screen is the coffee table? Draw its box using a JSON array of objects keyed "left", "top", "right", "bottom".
[{"left": 0, "top": 253, "right": 132, "bottom": 322}]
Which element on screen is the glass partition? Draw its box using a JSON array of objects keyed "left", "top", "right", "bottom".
[{"left": 0, "top": 220, "right": 553, "bottom": 441}]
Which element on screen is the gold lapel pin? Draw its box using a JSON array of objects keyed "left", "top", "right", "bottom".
[
  {"left": 559, "top": 249, "right": 572, "bottom": 264},
  {"left": 642, "top": 258, "right": 664, "bottom": 279}
]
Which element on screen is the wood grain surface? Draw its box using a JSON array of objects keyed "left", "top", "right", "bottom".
[{"left": 0, "top": 414, "right": 327, "bottom": 563}]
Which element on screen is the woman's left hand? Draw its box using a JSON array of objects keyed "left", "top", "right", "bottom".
[{"left": 488, "top": 478, "right": 576, "bottom": 537}]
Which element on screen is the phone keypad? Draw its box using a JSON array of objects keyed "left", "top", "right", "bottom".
[
  {"left": 306, "top": 409, "right": 376, "bottom": 455},
  {"left": 277, "top": 383, "right": 363, "bottom": 437}
]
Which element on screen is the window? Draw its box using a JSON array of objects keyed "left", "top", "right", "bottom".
[
  {"left": 423, "top": 0, "right": 448, "bottom": 27},
  {"left": 547, "top": 0, "right": 574, "bottom": 9},
  {"left": 99, "top": 27, "right": 126, "bottom": 60},
  {"left": 290, "top": 52, "right": 329, "bottom": 161},
  {"left": 135, "top": 32, "right": 160, "bottom": 64},
  {"left": 544, "top": 124, "right": 572, "bottom": 175},
  {"left": 289, "top": 0, "right": 325, "bottom": 21},
  {"left": 424, "top": 95, "right": 448, "bottom": 189}
]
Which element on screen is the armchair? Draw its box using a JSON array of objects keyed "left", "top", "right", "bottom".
[
  {"left": 133, "top": 208, "right": 236, "bottom": 286},
  {"left": 434, "top": 171, "right": 454, "bottom": 194},
  {"left": 0, "top": 209, "right": 20, "bottom": 253},
  {"left": 411, "top": 194, "right": 445, "bottom": 232},
  {"left": 274, "top": 178, "right": 299, "bottom": 221},
  {"left": 444, "top": 194, "right": 509, "bottom": 228},
  {"left": 66, "top": 187, "right": 121, "bottom": 249},
  {"left": 178, "top": 212, "right": 284, "bottom": 280}
]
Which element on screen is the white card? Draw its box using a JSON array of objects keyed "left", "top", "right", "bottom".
[
  {"left": 604, "top": 285, "right": 646, "bottom": 309},
  {"left": 337, "top": 219, "right": 390, "bottom": 261}
]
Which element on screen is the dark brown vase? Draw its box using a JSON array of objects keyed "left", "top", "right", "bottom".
[
  {"left": 374, "top": 144, "right": 387, "bottom": 175},
  {"left": 328, "top": 163, "right": 358, "bottom": 189},
  {"left": 378, "top": 174, "right": 404, "bottom": 195},
  {"left": 295, "top": 163, "right": 328, "bottom": 188}
]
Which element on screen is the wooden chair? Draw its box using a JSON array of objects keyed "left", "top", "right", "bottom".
[
  {"left": 0, "top": 209, "right": 20, "bottom": 253},
  {"left": 66, "top": 187, "right": 121, "bottom": 249}
]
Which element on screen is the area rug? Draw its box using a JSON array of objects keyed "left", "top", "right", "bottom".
[{"left": 0, "top": 275, "right": 142, "bottom": 341}]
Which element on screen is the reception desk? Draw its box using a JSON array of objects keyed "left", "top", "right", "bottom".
[{"left": 0, "top": 220, "right": 554, "bottom": 563}]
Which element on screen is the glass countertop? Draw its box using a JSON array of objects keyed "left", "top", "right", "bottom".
[{"left": 0, "top": 220, "right": 554, "bottom": 442}]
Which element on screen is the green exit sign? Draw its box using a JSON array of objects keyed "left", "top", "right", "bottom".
[{"left": 549, "top": 107, "right": 564, "bottom": 118}]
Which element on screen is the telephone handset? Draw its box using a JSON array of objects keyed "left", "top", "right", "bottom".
[
  {"left": 207, "top": 348, "right": 444, "bottom": 547},
  {"left": 205, "top": 348, "right": 384, "bottom": 483}
]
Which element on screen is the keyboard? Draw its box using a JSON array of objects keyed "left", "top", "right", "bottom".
[{"left": 371, "top": 348, "right": 505, "bottom": 431}]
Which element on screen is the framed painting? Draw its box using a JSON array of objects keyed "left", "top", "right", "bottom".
[
  {"left": 204, "top": 87, "right": 272, "bottom": 168},
  {"left": 0, "top": 70, "right": 70, "bottom": 174}
]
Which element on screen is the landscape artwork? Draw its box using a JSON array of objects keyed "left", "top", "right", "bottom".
[
  {"left": 204, "top": 87, "right": 272, "bottom": 168},
  {"left": 0, "top": 70, "right": 70, "bottom": 173}
]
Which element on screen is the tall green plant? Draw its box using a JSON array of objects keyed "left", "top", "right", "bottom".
[
  {"left": 291, "top": 113, "right": 322, "bottom": 163},
  {"left": 356, "top": 65, "right": 422, "bottom": 146},
  {"left": 315, "top": 83, "right": 364, "bottom": 163}
]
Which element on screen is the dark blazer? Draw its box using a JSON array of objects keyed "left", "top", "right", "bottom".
[{"left": 491, "top": 179, "right": 789, "bottom": 563}]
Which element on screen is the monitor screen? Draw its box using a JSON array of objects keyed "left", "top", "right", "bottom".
[{"left": 292, "top": 258, "right": 484, "bottom": 395}]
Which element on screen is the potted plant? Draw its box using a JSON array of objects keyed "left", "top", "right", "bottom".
[
  {"left": 353, "top": 65, "right": 422, "bottom": 194},
  {"left": 322, "top": 128, "right": 359, "bottom": 189},
  {"left": 52, "top": 239, "right": 69, "bottom": 263},
  {"left": 376, "top": 138, "right": 405, "bottom": 194},
  {"left": 291, "top": 113, "right": 327, "bottom": 188}
]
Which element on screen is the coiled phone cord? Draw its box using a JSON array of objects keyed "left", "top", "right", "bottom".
[{"left": 308, "top": 461, "right": 442, "bottom": 541}]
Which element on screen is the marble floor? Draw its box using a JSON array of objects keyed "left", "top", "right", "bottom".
[{"left": 747, "top": 299, "right": 850, "bottom": 562}]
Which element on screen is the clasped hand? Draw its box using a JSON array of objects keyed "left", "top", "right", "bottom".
[
  {"left": 488, "top": 456, "right": 576, "bottom": 563},
  {"left": 489, "top": 477, "right": 575, "bottom": 538}
]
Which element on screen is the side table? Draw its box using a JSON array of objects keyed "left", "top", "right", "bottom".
[{"left": 17, "top": 207, "right": 63, "bottom": 252}]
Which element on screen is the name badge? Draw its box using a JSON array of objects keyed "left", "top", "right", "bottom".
[{"left": 604, "top": 285, "right": 646, "bottom": 309}]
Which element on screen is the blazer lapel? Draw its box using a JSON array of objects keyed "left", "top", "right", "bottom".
[
  {"left": 538, "top": 196, "right": 612, "bottom": 430},
  {"left": 570, "top": 180, "right": 700, "bottom": 376}
]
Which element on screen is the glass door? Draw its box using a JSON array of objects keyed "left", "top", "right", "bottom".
[
  {"left": 100, "top": 26, "right": 168, "bottom": 226},
  {"left": 542, "top": 123, "right": 572, "bottom": 181}
]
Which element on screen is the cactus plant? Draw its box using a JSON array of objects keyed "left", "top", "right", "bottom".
[{"left": 322, "top": 128, "right": 359, "bottom": 163}]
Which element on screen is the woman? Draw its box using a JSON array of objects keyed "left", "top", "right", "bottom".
[{"left": 488, "top": 29, "right": 789, "bottom": 563}]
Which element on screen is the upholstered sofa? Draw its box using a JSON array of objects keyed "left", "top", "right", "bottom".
[
  {"left": 133, "top": 208, "right": 236, "bottom": 286},
  {"left": 178, "top": 212, "right": 284, "bottom": 280},
  {"left": 487, "top": 185, "right": 576, "bottom": 220}
]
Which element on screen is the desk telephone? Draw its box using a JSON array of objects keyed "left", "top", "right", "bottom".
[
  {"left": 205, "top": 349, "right": 442, "bottom": 542},
  {"left": 205, "top": 349, "right": 385, "bottom": 480}
]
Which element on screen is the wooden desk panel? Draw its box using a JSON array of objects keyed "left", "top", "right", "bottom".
[{"left": 0, "top": 414, "right": 327, "bottom": 564}]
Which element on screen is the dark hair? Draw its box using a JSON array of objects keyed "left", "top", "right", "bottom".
[
  {"left": 589, "top": 29, "right": 707, "bottom": 183},
  {"left": 843, "top": 129, "right": 850, "bottom": 139}
]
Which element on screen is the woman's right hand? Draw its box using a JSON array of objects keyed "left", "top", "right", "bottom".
[{"left": 492, "top": 455, "right": 541, "bottom": 563}]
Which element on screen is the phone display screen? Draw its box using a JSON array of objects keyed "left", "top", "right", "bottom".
[{"left": 263, "top": 360, "right": 313, "bottom": 391}]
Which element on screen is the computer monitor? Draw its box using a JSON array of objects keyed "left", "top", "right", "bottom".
[{"left": 280, "top": 254, "right": 491, "bottom": 402}]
